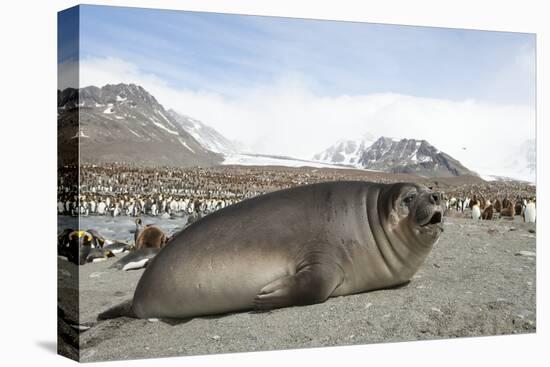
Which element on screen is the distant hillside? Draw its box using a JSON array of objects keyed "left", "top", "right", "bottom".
[
  {"left": 57, "top": 83, "right": 222, "bottom": 167},
  {"left": 314, "top": 136, "right": 477, "bottom": 178},
  {"left": 312, "top": 134, "right": 376, "bottom": 167},
  {"left": 167, "top": 109, "right": 240, "bottom": 154}
]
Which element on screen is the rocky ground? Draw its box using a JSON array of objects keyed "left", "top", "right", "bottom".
[{"left": 57, "top": 214, "right": 536, "bottom": 362}]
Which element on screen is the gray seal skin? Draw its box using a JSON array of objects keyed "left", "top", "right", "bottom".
[{"left": 131, "top": 181, "right": 444, "bottom": 319}]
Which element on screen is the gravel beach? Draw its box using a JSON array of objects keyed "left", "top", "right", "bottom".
[{"left": 57, "top": 215, "right": 536, "bottom": 362}]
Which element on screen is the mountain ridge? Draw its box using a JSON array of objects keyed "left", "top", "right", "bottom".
[
  {"left": 57, "top": 83, "right": 222, "bottom": 167},
  {"left": 314, "top": 136, "right": 476, "bottom": 178},
  {"left": 167, "top": 109, "right": 240, "bottom": 155}
]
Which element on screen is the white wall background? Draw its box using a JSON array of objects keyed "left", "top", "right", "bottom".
[{"left": 0, "top": 1, "right": 547, "bottom": 366}]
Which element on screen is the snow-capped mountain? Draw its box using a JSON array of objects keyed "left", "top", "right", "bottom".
[
  {"left": 312, "top": 134, "right": 376, "bottom": 166},
  {"left": 314, "top": 136, "right": 476, "bottom": 177},
  {"left": 57, "top": 89, "right": 79, "bottom": 165},
  {"left": 167, "top": 109, "right": 240, "bottom": 154},
  {"left": 57, "top": 84, "right": 222, "bottom": 166}
]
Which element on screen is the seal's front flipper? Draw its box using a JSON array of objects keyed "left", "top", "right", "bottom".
[
  {"left": 254, "top": 262, "right": 344, "bottom": 310},
  {"left": 254, "top": 275, "right": 298, "bottom": 310},
  {"left": 97, "top": 299, "right": 136, "bottom": 320}
]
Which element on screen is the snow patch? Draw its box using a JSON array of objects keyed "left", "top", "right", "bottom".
[
  {"left": 128, "top": 129, "right": 141, "bottom": 138},
  {"left": 152, "top": 120, "right": 179, "bottom": 135},
  {"left": 313, "top": 135, "right": 376, "bottom": 168},
  {"left": 156, "top": 110, "right": 176, "bottom": 128},
  {"left": 179, "top": 139, "right": 195, "bottom": 153},
  {"left": 103, "top": 104, "right": 114, "bottom": 114},
  {"left": 224, "top": 154, "right": 376, "bottom": 170},
  {"left": 169, "top": 110, "right": 237, "bottom": 154}
]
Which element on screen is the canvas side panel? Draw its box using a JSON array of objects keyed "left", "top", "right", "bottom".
[{"left": 57, "top": 5, "right": 80, "bottom": 362}]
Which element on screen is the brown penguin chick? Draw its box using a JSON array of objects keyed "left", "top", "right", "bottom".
[
  {"left": 482, "top": 205, "right": 494, "bottom": 220},
  {"left": 500, "top": 201, "right": 515, "bottom": 218},
  {"left": 502, "top": 197, "right": 511, "bottom": 210},
  {"left": 494, "top": 199, "right": 502, "bottom": 213},
  {"left": 514, "top": 202, "right": 523, "bottom": 216},
  {"left": 136, "top": 225, "right": 167, "bottom": 250},
  {"left": 479, "top": 197, "right": 486, "bottom": 210}
]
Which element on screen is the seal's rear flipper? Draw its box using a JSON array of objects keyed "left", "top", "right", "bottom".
[
  {"left": 253, "top": 262, "right": 343, "bottom": 310},
  {"left": 97, "top": 300, "right": 135, "bottom": 320}
]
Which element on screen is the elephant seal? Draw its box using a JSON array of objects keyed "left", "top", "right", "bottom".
[{"left": 119, "top": 181, "right": 444, "bottom": 320}]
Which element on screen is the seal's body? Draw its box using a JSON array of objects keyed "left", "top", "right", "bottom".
[{"left": 128, "top": 181, "right": 444, "bottom": 320}]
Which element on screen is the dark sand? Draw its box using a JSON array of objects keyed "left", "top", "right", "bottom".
[{"left": 58, "top": 215, "right": 536, "bottom": 362}]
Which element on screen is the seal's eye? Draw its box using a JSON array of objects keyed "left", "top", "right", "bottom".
[{"left": 402, "top": 193, "right": 417, "bottom": 206}]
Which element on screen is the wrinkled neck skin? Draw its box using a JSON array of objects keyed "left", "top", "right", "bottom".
[{"left": 374, "top": 185, "right": 440, "bottom": 283}]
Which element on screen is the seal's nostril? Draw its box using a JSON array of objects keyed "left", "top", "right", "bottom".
[{"left": 431, "top": 193, "right": 440, "bottom": 204}]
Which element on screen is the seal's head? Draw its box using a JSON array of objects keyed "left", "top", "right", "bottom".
[{"left": 383, "top": 183, "right": 444, "bottom": 243}]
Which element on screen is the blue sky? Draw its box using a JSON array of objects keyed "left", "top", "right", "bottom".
[
  {"left": 72, "top": 4, "right": 535, "bottom": 106},
  {"left": 58, "top": 6, "right": 79, "bottom": 64},
  {"left": 58, "top": 5, "right": 536, "bottom": 180}
]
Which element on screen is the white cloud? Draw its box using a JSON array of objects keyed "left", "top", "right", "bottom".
[
  {"left": 78, "top": 56, "right": 535, "bottom": 179},
  {"left": 58, "top": 60, "right": 79, "bottom": 89}
]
